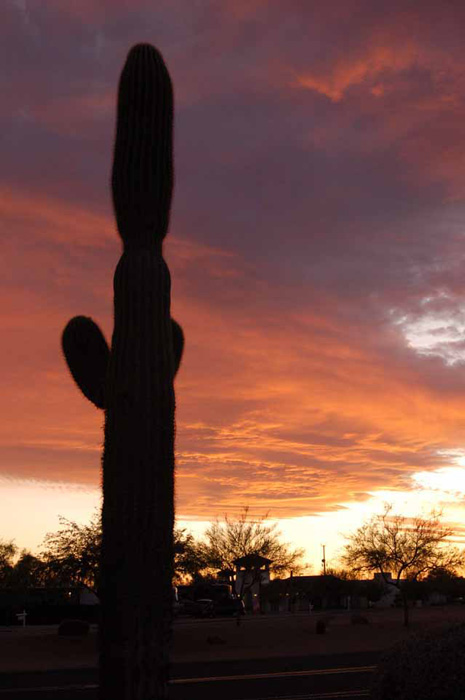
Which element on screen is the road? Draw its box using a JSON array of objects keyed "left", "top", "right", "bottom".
[{"left": 0, "top": 651, "right": 379, "bottom": 699}]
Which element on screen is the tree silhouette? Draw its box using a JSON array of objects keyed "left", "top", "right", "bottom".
[
  {"left": 173, "top": 528, "right": 207, "bottom": 584},
  {"left": 8, "top": 551, "right": 47, "bottom": 589},
  {"left": 201, "top": 507, "right": 305, "bottom": 578},
  {"left": 0, "top": 539, "right": 17, "bottom": 585},
  {"left": 40, "top": 513, "right": 101, "bottom": 593},
  {"left": 341, "top": 503, "right": 465, "bottom": 626},
  {"left": 39, "top": 515, "right": 203, "bottom": 589}
]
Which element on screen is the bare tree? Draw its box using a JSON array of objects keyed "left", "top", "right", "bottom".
[
  {"left": 324, "top": 567, "right": 353, "bottom": 580},
  {"left": 341, "top": 503, "right": 465, "bottom": 626},
  {"left": 201, "top": 507, "right": 305, "bottom": 579},
  {"left": 199, "top": 508, "right": 305, "bottom": 624}
]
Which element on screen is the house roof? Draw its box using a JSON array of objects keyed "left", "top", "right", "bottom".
[{"left": 233, "top": 553, "right": 272, "bottom": 568}]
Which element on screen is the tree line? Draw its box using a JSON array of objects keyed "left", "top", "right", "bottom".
[
  {"left": 2, "top": 503, "right": 464, "bottom": 624},
  {"left": 0, "top": 507, "right": 305, "bottom": 594}
]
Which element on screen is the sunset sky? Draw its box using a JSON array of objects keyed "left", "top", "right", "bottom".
[{"left": 2, "top": 1, "right": 465, "bottom": 572}]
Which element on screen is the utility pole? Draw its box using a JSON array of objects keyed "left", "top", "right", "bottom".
[{"left": 321, "top": 544, "right": 326, "bottom": 576}]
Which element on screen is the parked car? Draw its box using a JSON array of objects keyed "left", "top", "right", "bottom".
[
  {"left": 196, "top": 599, "right": 216, "bottom": 617},
  {"left": 178, "top": 597, "right": 215, "bottom": 618},
  {"left": 212, "top": 597, "right": 245, "bottom": 617}
]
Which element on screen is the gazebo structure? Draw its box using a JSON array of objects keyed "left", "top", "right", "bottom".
[{"left": 233, "top": 554, "right": 272, "bottom": 613}]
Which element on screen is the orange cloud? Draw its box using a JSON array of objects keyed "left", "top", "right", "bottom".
[
  {"left": 296, "top": 43, "right": 420, "bottom": 102},
  {"left": 169, "top": 280, "right": 465, "bottom": 517}
]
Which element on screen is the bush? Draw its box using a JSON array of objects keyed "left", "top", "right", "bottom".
[
  {"left": 58, "top": 619, "right": 90, "bottom": 637},
  {"left": 351, "top": 613, "right": 369, "bottom": 625},
  {"left": 371, "top": 623, "right": 465, "bottom": 700}
]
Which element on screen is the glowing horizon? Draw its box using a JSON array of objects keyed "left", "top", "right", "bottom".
[{"left": 3, "top": 466, "right": 464, "bottom": 573}]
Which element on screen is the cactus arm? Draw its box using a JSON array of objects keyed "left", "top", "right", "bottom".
[
  {"left": 62, "top": 316, "right": 184, "bottom": 411},
  {"left": 171, "top": 319, "right": 184, "bottom": 375},
  {"left": 61, "top": 316, "right": 109, "bottom": 409}
]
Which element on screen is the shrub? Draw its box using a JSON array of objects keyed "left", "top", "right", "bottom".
[
  {"left": 370, "top": 623, "right": 465, "bottom": 700},
  {"left": 58, "top": 619, "right": 90, "bottom": 637}
]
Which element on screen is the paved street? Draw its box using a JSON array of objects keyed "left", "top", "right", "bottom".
[{"left": 0, "top": 651, "right": 379, "bottom": 699}]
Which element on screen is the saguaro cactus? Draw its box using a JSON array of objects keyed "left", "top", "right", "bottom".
[{"left": 62, "top": 44, "right": 183, "bottom": 700}]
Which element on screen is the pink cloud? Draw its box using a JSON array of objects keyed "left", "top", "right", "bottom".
[{"left": 296, "top": 43, "right": 420, "bottom": 103}]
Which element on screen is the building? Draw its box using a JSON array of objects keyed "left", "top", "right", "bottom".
[
  {"left": 233, "top": 554, "right": 272, "bottom": 613},
  {"left": 261, "top": 574, "right": 350, "bottom": 613}
]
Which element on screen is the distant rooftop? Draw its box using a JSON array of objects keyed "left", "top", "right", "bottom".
[{"left": 233, "top": 554, "right": 272, "bottom": 568}]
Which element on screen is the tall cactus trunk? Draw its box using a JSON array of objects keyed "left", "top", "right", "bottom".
[
  {"left": 61, "top": 44, "right": 181, "bottom": 700},
  {"left": 99, "top": 45, "right": 175, "bottom": 700},
  {"left": 99, "top": 254, "right": 175, "bottom": 699}
]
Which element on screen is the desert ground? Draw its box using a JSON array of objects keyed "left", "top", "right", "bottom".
[{"left": 1, "top": 605, "right": 465, "bottom": 674}]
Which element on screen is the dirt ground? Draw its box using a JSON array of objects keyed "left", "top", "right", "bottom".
[{"left": 2, "top": 606, "right": 465, "bottom": 673}]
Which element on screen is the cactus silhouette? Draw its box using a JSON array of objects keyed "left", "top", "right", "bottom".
[
  {"left": 62, "top": 44, "right": 183, "bottom": 699},
  {"left": 62, "top": 315, "right": 183, "bottom": 409}
]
